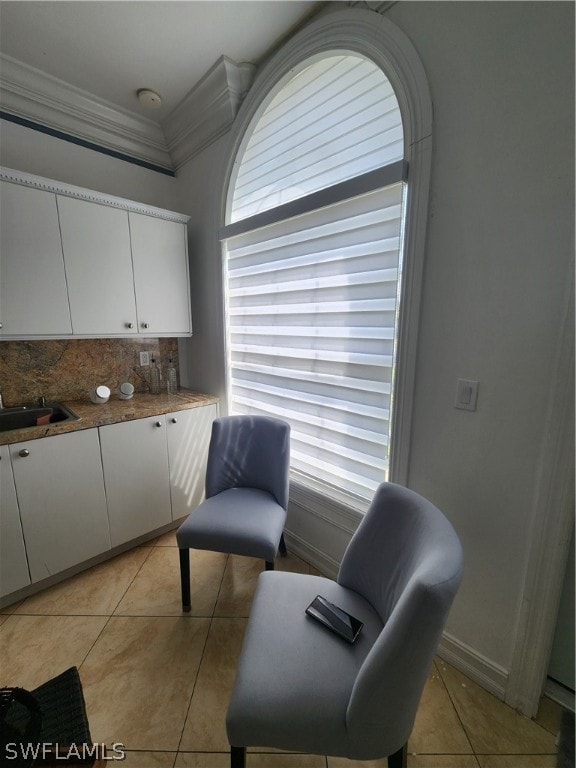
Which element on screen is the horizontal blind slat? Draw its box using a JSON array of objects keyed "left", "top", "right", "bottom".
[{"left": 232, "top": 361, "right": 392, "bottom": 395}]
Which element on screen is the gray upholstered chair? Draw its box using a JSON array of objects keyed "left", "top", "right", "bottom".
[
  {"left": 226, "top": 482, "right": 464, "bottom": 768},
  {"left": 176, "top": 415, "right": 290, "bottom": 612}
]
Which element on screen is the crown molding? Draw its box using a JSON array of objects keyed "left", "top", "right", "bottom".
[
  {"left": 0, "top": 53, "right": 254, "bottom": 174},
  {"left": 346, "top": 1, "right": 396, "bottom": 12},
  {"left": 0, "top": 54, "right": 173, "bottom": 170},
  {"left": 162, "top": 56, "right": 255, "bottom": 170}
]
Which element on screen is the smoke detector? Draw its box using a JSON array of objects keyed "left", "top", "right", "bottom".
[{"left": 137, "top": 88, "right": 162, "bottom": 109}]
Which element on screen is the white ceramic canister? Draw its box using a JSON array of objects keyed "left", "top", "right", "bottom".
[
  {"left": 119, "top": 382, "right": 135, "bottom": 400},
  {"left": 90, "top": 385, "right": 111, "bottom": 404}
]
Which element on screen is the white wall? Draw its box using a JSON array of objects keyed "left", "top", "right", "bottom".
[
  {"left": 0, "top": 119, "right": 179, "bottom": 209},
  {"left": 175, "top": 0, "right": 574, "bottom": 701},
  {"left": 386, "top": 0, "right": 574, "bottom": 677},
  {"left": 175, "top": 134, "right": 230, "bottom": 403}
]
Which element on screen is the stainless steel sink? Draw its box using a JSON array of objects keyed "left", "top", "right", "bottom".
[{"left": 0, "top": 403, "right": 79, "bottom": 432}]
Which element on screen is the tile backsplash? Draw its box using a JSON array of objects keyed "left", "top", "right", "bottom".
[{"left": 0, "top": 338, "right": 179, "bottom": 406}]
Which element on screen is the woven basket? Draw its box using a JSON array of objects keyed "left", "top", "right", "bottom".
[{"left": 1, "top": 667, "right": 94, "bottom": 766}]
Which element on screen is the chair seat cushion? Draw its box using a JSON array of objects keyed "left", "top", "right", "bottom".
[
  {"left": 226, "top": 570, "right": 384, "bottom": 757},
  {"left": 176, "top": 487, "right": 286, "bottom": 562}
]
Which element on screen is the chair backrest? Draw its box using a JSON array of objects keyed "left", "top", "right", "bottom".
[
  {"left": 338, "top": 482, "right": 463, "bottom": 757},
  {"left": 205, "top": 415, "right": 291, "bottom": 509}
]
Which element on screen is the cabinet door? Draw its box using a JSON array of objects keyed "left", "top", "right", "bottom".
[
  {"left": 0, "top": 445, "right": 31, "bottom": 597},
  {"left": 166, "top": 405, "right": 217, "bottom": 521},
  {"left": 100, "top": 416, "right": 172, "bottom": 547},
  {"left": 129, "top": 213, "right": 192, "bottom": 335},
  {"left": 10, "top": 431, "right": 110, "bottom": 583},
  {"left": 58, "top": 195, "right": 138, "bottom": 335},
  {"left": 0, "top": 181, "right": 72, "bottom": 336}
]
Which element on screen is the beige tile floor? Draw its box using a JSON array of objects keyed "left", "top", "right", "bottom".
[{"left": 0, "top": 530, "right": 565, "bottom": 768}]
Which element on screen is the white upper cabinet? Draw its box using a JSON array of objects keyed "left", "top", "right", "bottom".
[
  {"left": 0, "top": 181, "right": 73, "bottom": 336},
  {"left": 58, "top": 196, "right": 138, "bottom": 336},
  {"left": 0, "top": 168, "right": 191, "bottom": 339},
  {"left": 130, "top": 212, "right": 192, "bottom": 335}
]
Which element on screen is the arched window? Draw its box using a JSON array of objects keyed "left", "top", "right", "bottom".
[{"left": 221, "top": 10, "right": 431, "bottom": 512}]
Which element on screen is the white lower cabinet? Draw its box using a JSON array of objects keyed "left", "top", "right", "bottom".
[
  {"left": 99, "top": 416, "right": 172, "bottom": 547},
  {"left": 166, "top": 404, "right": 217, "bottom": 520},
  {"left": 0, "top": 445, "right": 31, "bottom": 597},
  {"left": 9, "top": 430, "right": 110, "bottom": 583},
  {"left": 1, "top": 403, "right": 216, "bottom": 600}
]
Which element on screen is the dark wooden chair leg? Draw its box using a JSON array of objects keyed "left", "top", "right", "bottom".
[
  {"left": 265, "top": 560, "right": 274, "bottom": 570},
  {"left": 230, "top": 745, "right": 246, "bottom": 768},
  {"left": 279, "top": 533, "right": 287, "bottom": 556},
  {"left": 388, "top": 743, "right": 407, "bottom": 768},
  {"left": 179, "top": 548, "right": 191, "bottom": 612}
]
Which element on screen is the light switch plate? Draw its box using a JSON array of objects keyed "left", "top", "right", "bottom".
[
  {"left": 140, "top": 351, "right": 150, "bottom": 366},
  {"left": 455, "top": 379, "right": 479, "bottom": 411}
]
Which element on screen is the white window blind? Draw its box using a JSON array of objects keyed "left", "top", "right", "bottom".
[
  {"left": 229, "top": 54, "right": 403, "bottom": 224},
  {"left": 224, "top": 53, "right": 406, "bottom": 507},
  {"left": 225, "top": 183, "right": 405, "bottom": 503}
]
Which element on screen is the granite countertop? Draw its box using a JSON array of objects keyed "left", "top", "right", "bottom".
[{"left": 0, "top": 389, "right": 219, "bottom": 446}]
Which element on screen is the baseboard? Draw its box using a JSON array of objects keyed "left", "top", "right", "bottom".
[
  {"left": 284, "top": 530, "right": 339, "bottom": 580},
  {"left": 545, "top": 678, "right": 575, "bottom": 713},
  {"left": 437, "top": 631, "right": 509, "bottom": 701},
  {"left": 0, "top": 519, "right": 180, "bottom": 610}
]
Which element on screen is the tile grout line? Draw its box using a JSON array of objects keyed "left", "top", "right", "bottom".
[
  {"left": 432, "top": 659, "right": 478, "bottom": 761},
  {"left": 435, "top": 659, "right": 562, "bottom": 762},
  {"left": 109, "top": 544, "right": 157, "bottom": 617},
  {"left": 174, "top": 552, "right": 230, "bottom": 759},
  {"left": 76, "top": 612, "right": 114, "bottom": 682},
  {"left": 5, "top": 545, "right": 156, "bottom": 619},
  {"left": 74, "top": 549, "right": 157, "bottom": 728}
]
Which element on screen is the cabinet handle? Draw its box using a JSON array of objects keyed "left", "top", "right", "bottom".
[
  {"left": 19, "top": 449, "right": 30, "bottom": 458},
  {"left": 142, "top": 322, "right": 150, "bottom": 329},
  {"left": 171, "top": 418, "right": 177, "bottom": 424},
  {"left": 155, "top": 421, "right": 162, "bottom": 427},
  {"left": 125, "top": 322, "right": 134, "bottom": 329}
]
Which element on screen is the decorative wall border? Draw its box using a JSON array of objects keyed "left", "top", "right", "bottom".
[
  {"left": 0, "top": 166, "right": 190, "bottom": 223},
  {"left": 504, "top": 274, "right": 575, "bottom": 716}
]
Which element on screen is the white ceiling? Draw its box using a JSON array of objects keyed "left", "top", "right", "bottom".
[{"left": 0, "top": 1, "right": 319, "bottom": 122}]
